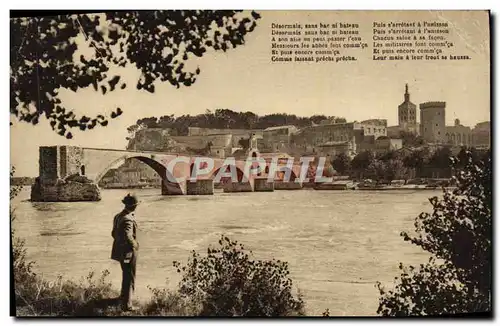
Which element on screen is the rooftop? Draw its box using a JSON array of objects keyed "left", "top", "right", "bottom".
[
  {"left": 259, "top": 152, "right": 293, "bottom": 159},
  {"left": 264, "top": 125, "right": 297, "bottom": 131},
  {"left": 318, "top": 141, "right": 350, "bottom": 146}
]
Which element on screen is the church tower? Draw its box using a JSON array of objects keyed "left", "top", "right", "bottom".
[{"left": 398, "top": 84, "right": 417, "bottom": 133}]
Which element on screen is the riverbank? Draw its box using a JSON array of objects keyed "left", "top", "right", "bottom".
[
  {"left": 13, "top": 187, "right": 432, "bottom": 315},
  {"left": 13, "top": 222, "right": 304, "bottom": 317}
]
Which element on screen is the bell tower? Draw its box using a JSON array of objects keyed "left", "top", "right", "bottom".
[{"left": 398, "top": 83, "right": 417, "bottom": 133}]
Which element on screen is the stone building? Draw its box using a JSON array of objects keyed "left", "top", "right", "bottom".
[
  {"left": 261, "top": 125, "right": 299, "bottom": 152},
  {"left": 171, "top": 134, "right": 233, "bottom": 158},
  {"left": 129, "top": 127, "right": 265, "bottom": 159},
  {"left": 420, "top": 101, "right": 446, "bottom": 144},
  {"left": 445, "top": 119, "right": 473, "bottom": 147},
  {"left": 291, "top": 122, "right": 363, "bottom": 154},
  {"left": 316, "top": 141, "right": 355, "bottom": 158},
  {"left": 357, "top": 135, "right": 403, "bottom": 154},
  {"left": 398, "top": 84, "right": 418, "bottom": 134},
  {"left": 387, "top": 125, "right": 403, "bottom": 138},
  {"left": 472, "top": 121, "right": 491, "bottom": 148},
  {"left": 187, "top": 127, "right": 263, "bottom": 148},
  {"left": 360, "top": 119, "right": 388, "bottom": 139},
  {"left": 291, "top": 120, "right": 389, "bottom": 156},
  {"left": 373, "top": 137, "right": 403, "bottom": 154}
]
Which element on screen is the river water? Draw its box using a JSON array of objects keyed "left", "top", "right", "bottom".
[{"left": 12, "top": 187, "right": 438, "bottom": 316}]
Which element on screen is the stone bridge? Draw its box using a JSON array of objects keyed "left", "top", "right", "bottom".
[{"left": 31, "top": 146, "right": 306, "bottom": 202}]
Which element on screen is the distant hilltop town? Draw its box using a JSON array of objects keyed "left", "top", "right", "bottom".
[{"left": 100, "top": 84, "right": 490, "bottom": 188}]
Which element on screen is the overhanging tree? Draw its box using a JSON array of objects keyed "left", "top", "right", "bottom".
[
  {"left": 376, "top": 150, "right": 491, "bottom": 316},
  {"left": 10, "top": 11, "right": 261, "bottom": 138}
]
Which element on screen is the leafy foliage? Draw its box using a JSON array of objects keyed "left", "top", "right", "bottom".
[
  {"left": 11, "top": 11, "right": 261, "bottom": 138},
  {"left": 350, "top": 150, "right": 375, "bottom": 179},
  {"left": 126, "top": 109, "right": 347, "bottom": 137},
  {"left": 402, "top": 147, "right": 430, "bottom": 170},
  {"left": 426, "top": 146, "right": 452, "bottom": 170},
  {"left": 143, "top": 286, "right": 198, "bottom": 316},
  {"left": 351, "top": 150, "right": 375, "bottom": 172},
  {"left": 399, "top": 130, "right": 425, "bottom": 147},
  {"left": 363, "top": 157, "right": 409, "bottom": 183},
  {"left": 331, "top": 152, "right": 351, "bottom": 175},
  {"left": 10, "top": 166, "right": 23, "bottom": 200},
  {"left": 172, "top": 235, "right": 305, "bottom": 316},
  {"left": 376, "top": 150, "right": 492, "bottom": 316}
]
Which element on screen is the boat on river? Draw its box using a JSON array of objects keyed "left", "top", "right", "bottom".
[{"left": 314, "top": 180, "right": 356, "bottom": 190}]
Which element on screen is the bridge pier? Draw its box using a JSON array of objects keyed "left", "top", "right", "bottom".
[
  {"left": 161, "top": 179, "right": 185, "bottom": 195},
  {"left": 274, "top": 180, "right": 303, "bottom": 190},
  {"left": 186, "top": 179, "right": 214, "bottom": 195},
  {"left": 254, "top": 177, "right": 274, "bottom": 192},
  {"left": 30, "top": 146, "right": 102, "bottom": 202},
  {"left": 223, "top": 182, "right": 253, "bottom": 193},
  {"left": 31, "top": 178, "right": 101, "bottom": 202}
]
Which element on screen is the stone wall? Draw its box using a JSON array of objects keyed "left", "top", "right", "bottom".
[
  {"left": 171, "top": 134, "right": 233, "bottom": 155},
  {"left": 39, "top": 146, "right": 59, "bottom": 181},
  {"left": 60, "top": 146, "right": 85, "bottom": 178},
  {"left": 31, "top": 178, "right": 101, "bottom": 202},
  {"left": 39, "top": 146, "right": 86, "bottom": 182}
]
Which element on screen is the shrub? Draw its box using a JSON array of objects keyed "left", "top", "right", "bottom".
[
  {"left": 142, "top": 285, "right": 196, "bottom": 316},
  {"left": 172, "top": 235, "right": 305, "bottom": 316},
  {"left": 14, "top": 258, "right": 121, "bottom": 316},
  {"left": 376, "top": 150, "right": 491, "bottom": 316},
  {"left": 12, "top": 167, "right": 121, "bottom": 316}
]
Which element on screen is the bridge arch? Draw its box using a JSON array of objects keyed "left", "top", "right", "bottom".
[
  {"left": 209, "top": 165, "right": 246, "bottom": 183},
  {"left": 95, "top": 155, "right": 171, "bottom": 184},
  {"left": 274, "top": 167, "right": 298, "bottom": 182}
]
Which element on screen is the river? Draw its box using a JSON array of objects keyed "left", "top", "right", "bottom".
[{"left": 12, "top": 187, "right": 438, "bottom": 316}]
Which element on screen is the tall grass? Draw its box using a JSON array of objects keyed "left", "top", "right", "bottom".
[{"left": 11, "top": 167, "right": 307, "bottom": 316}]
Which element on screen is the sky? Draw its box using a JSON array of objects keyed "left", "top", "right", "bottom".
[{"left": 11, "top": 10, "right": 491, "bottom": 177}]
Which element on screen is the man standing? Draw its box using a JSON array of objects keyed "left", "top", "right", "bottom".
[{"left": 111, "top": 194, "right": 140, "bottom": 311}]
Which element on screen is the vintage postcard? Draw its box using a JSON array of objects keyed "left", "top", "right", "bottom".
[{"left": 10, "top": 10, "right": 491, "bottom": 317}]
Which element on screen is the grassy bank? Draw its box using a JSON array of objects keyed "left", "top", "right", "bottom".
[
  {"left": 11, "top": 167, "right": 305, "bottom": 317},
  {"left": 13, "top": 213, "right": 305, "bottom": 316},
  {"left": 13, "top": 235, "right": 210, "bottom": 316}
]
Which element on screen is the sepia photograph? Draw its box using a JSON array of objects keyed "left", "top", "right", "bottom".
[{"left": 9, "top": 9, "right": 491, "bottom": 317}]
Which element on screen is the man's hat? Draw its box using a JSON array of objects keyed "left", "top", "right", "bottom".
[{"left": 122, "top": 194, "right": 139, "bottom": 207}]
